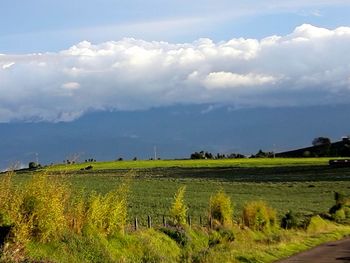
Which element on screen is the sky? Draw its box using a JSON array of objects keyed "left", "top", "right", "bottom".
[
  {"left": 2, "top": 0, "right": 350, "bottom": 53},
  {"left": 1, "top": 0, "right": 350, "bottom": 122},
  {"left": 1, "top": 0, "right": 350, "bottom": 167}
]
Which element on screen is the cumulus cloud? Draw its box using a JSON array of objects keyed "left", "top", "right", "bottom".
[{"left": 1, "top": 24, "right": 350, "bottom": 122}]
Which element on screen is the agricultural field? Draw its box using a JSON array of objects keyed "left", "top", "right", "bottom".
[
  {"left": 3, "top": 157, "right": 350, "bottom": 262},
  {"left": 20, "top": 158, "right": 350, "bottom": 225},
  {"left": 45, "top": 157, "right": 335, "bottom": 171}
]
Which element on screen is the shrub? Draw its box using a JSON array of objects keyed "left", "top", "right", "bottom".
[
  {"left": 160, "top": 226, "right": 189, "bottom": 246},
  {"left": 209, "top": 190, "right": 233, "bottom": 228},
  {"left": 21, "top": 174, "right": 70, "bottom": 242},
  {"left": 307, "top": 215, "right": 334, "bottom": 233},
  {"left": 333, "top": 209, "right": 346, "bottom": 222},
  {"left": 242, "top": 201, "right": 277, "bottom": 232},
  {"left": 135, "top": 229, "right": 181, "bottom": 263},
  {"left": 169, "top": 186, "right": 188, "bottom": 226},
  {"left": 209, "top": 228, "right": 235, "bottom": 247},
  {"left": 85, "top": 187, "right": 128, "bottom": 236},
  {"left": 281, "top": 210, "right": 298, "bottom": 229}
]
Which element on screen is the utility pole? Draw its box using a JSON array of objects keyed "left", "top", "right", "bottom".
[
  {"left": 35, "top": 152, "right": 39, "bottom": 164},
  {"left": 154, "top": 146, "right": 157, "bottom": 160}
]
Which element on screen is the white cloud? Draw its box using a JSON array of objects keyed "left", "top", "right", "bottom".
[
  {"left": 2, "top": 62, "right": 15, "bottom": 69},
  {"left": 0, "top": 24, "right": 350, "bottom": 122},
  {"left": 61, "top": 82, "right": 81, "bottom": 90},
  {"left": 204, "top": 72, "right": 277, "bottom": 89}
]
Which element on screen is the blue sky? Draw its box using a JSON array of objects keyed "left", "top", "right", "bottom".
[
  {"left": 1, "top": 0, "right": 350, "bottom": 167},
  {"left": 1, "top": 0, "right": 350, "bottom": 53}
]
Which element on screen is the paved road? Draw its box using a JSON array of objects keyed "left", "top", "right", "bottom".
[{"left": 277, "top": 238, "right": 350, "bottom": 262}]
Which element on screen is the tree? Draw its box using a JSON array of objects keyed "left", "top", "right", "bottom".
[
  {"left": 28, "top": 162, "right": 40, "bottom": 169},
  {"left": 312, "top": 137, "right": 331, "bottom": 157},
  {"left": 312, "top": 137, "right": 331, "bottom": 147}
]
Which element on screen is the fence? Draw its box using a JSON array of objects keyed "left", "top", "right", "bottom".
[{"left": 128, "top": 214, "right": 214, "bottom": 231}]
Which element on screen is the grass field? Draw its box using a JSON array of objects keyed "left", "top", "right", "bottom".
[
  {"left": 19, "top": 158, "right": 350, "bottom": 226},
  {"left": 4, "top": 158, "right": 350, "bottom": 262},
  {"left": 44, "top": 157, "right": 335, "bottom": 172}
]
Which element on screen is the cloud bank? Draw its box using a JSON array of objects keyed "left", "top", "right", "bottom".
[{"left": 1, "top": 24, "right": 350, "bottom": 122}]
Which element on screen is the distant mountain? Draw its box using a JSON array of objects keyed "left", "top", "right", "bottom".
[{"left": 1, "top": 104, "right": 350, "bottom": 170}]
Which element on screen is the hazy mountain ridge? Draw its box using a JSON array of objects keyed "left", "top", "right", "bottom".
[{"left": 1, "top": 104, "right": 349, "bottom": 170}]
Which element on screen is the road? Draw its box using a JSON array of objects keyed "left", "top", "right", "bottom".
[{"left": 277, "top": 238, "right": 350, "bottom": 262}]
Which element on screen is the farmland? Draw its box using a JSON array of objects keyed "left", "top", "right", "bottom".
[
  {"left": 3, "top": 157, "right": 350, "bottom": 262},
  {"left": 23, "top": 158, "right": 350, "bottom": 225}
]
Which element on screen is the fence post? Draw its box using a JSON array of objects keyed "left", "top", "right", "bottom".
[
  {"left": 187, "top": 215, "right": 191, "bottom": 227},
  {"left": 209, "top": 216, "right": 213, "bottom": 229},
  {"left": 163, "top": 215, "right": 167, "bottom": 227},
  {"left": 134, "top": 217, "right": 138, "bottom": 231},
  {"left": 147, "top": 215, "right": 152, "bottom": 228},
  {"left": 199, "top": 215, "right": 202, "bottom": 226}
]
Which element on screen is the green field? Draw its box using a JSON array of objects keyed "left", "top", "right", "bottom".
[
  {"left": 45, "top": 157, "right": 334, "bottom": 172},
  {"left": 28, "top": 158, "right": 350, "bottom": 226},
  {"left": 5, "top": 158, "right": 350, "bottom": 262}
]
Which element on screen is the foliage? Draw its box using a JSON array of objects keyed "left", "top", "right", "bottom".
[
  {"left": 160, "top": 226, "right": 189, "bottom": 246},
  {"left": 2, "top": 166, "right": 350, "bottom": 262},
  {"left": 28, "top": 162, "right": 40, "bottom": 170},
  {"left": 312, "top": 137, "right": 331, "bottom": 146},
  {"left": 169, "top": 186, "right": 188, "bottom": 226},
  {"left": 329, "top": 192, "right": 350, "bottom": 222},
  {"left": 135, "top": 229, "right": 181, "bottom": 263},
  {"left": 209, "top": 190, "right": 233, "bottom": 228},
  {"left": 281, "top": 211, "right": 298, "bottom": 229},
  {"left": 242, "top": 201, "right": 277, "bottom": 232},
  {"left": 307, "top": 215, "right": 335, "bottom": 234}
]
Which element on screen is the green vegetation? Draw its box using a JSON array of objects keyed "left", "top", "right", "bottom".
[
  {"left": 44, "top": 157, "right": 336, "bottom": 172},
  {"left": 1, "top": 158, "right": 350, "bottom": 262},
  {"left": 169, "top": 186, "right": 188, "bottom": 226},
  {"left": 209, "top": 190, "right": 233, "bottom": 228}
]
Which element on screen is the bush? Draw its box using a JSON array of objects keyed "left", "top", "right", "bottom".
[
  {"left": 20, "top": 174, "right": 69, "bottom": 242},
  {"left": 307, "top": 215, "right": 334, "bottom": 233},
  {"left": 209, "top": 228, "right": 235, "bottom": 247},
  {"left": 209, "top": 190, "right": 233, "bottom": 228},
  {"left": 85, "top": 187, "right": 128, "bottom": 236},
  {"left": 160, "top": 226, "right": 189, "bottom": 246},
  {"left": 169, "top": 186, "right": 188, "bottom": 227},
  {"left": 333, "top": 209, "right": 346, "bottom": 222},
  {"left": 242, "top": 201, "right": 277, "bottom": 232},
  {"left": 281, "top": 210, "right": 298, "bottom": 229},
  {"left": 135, "top": 229, "right": 181, "bottom": 263}
]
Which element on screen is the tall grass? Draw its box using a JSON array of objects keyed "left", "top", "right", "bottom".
[{"left": 0, "top": 171, "right": 129, "bottom": 262}]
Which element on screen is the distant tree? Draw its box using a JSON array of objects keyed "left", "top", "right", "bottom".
[
  {"left": 312, "top": 137, "right": 331, "bottom": 157},
  {"left": 133, "top": 157, "right": 137, "bottom": 161},
  {"left": 190, "top": 151, "right": 204, "bottom": 159},
  {"left": 190, "top": 151, "right": 215, "bottom": 159},
  {"left": 28, "top": 162, "right": 41, "bottom": 169},
  {"left": 312, "top": 137, "right": 331, "bottom": 147},
  {"left": 205, "top": 152, "right": 213, "bottom": 159},
  {"left": 252, "top": 150, "right": 273, "bottom": 158},
  {"left": 117, "top": 157, "right": 123, "bottom": 161}
]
